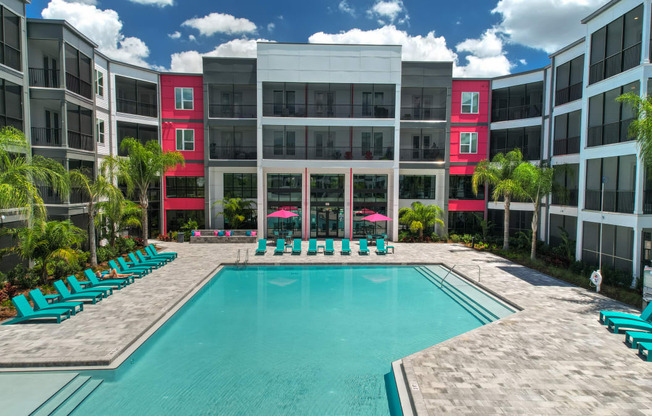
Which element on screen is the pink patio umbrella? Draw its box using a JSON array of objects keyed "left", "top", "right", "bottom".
[
  {"left": 355, "top": 208, "right": 375, "bottom": 215},
  {"left": 362, "top": 213, "right": 393, "bottom": 236},
  {"left": 267, "top": 209, "right": 299, "bottom": 233}
]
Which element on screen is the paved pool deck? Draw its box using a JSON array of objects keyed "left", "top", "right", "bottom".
[{"left": 0, "top": 241, "right": 649, "bottom": 415}]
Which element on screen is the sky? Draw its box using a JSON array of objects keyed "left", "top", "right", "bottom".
[{"left": 25, "top": 0, "right": 611, "bottom": 77}]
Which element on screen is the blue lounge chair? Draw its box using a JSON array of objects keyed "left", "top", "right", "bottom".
[
  {"left": 324, "top": 239, "right": 334, "bottom": 255},
  {"left": 2, "top": 295, "right": 71, "bottom": 325},
  {"left": 376, "top": 239, "right": 387, "bottom": 255},
  {"left": 29, "top": 289, "right": 83, "bottom": 315},
  {"left": 256, "top": 239, "right": 267, "bottom": 255},
  {"left": 600, "top": 303, "right": 652, "bottom": 325},
  {"left": 625, "top": 331, "right": 652, "bottom": 348},
  {"left": 85, "top": 268, "right": 134, "bottom": 285},
  {"left": 81, "top": 269, "right": 130, "bottom": 290},
  {"left": 140, "top": 248, "right": 172, "bottom": 264},
  {"left": 359, "top": 239, "right": 370, "bottom": 255},
  {"left": 607, "top": 318, "right": 652, "bottom": 334},
  {"left": 274, "top": 239, "right": 285, "bottom": 255},
  {"left": 135, "top": 251, "right": 166, "bottom": 268},
  {"left": 114, "top": 259, "right": 150, "bottom": 277},
  {"left": 638, "top": 342, "right": 652, "bottom": 362},
  {"left": 341, "top": 239, "right": 351, "bottom": 255},
  {"left": 54, "top": 280, "right": 103, "bottom": 304},
  {"left": 292, "top": 239, "right": 301, "bottom": 255},
  {"left": 307, "top": 239, "right": 318, "bottom": 255},
  {"left": 68, "top": 276, "right": 112, "bottom": 297},
  {"left": 145, "top": 245, "right": 176, "bottom": 260},
  {"left": 128, "top": 252, "right": 161, "bottom": 269}
]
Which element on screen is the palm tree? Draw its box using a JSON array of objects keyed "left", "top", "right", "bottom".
[
  {"left": 0, "top": 126, "right": 70, "bottom": 220},
  {"left": 109, "top": 138, "right": 184, "bottom": 246},
  {"left": 617, "top": 92, "right": 652, "bottom": 164},
  {"left": 472, "top": 149, "right": 525, "bottom": 250},
  {"left": 69, "top": 161, "right": 122, "bottom": 266},
  {"left": 213, "top": 198, "right": 256, "bottom": 229},
  {"left": 97, "top": 198, "right": 142, "bottom": 247},
  {"left": 513, "top": 162, "right": 555, "bottom": 260},
  {"left": 398, "top": 202, "right": 445, "bottom": 239}
]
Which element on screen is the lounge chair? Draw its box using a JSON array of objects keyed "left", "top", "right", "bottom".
[
  {"left": 128, "top": 252, "right": 161, "bottom": 269},
  {"left": 359, "top": 239, "right": 370, "bottom": 255},
  {"left": 307, "top": 239, "right": 318, "bottom": 255},
  {"left": 145, "top": 245, "right": 176, "bottom": 260},
  {"left": 140, "top": 247, "right": 172, "bottom": 264},
  {"left": 54, "top": 280, "right": 103, "bottom": 304},
  {"left": 341, "top": 239, "right": 351, "bottom": 255},
  {"left": 637, "top": 342, "right": 652, "bottom": 362},
  {"left": 324, "top": 239, "right": 334, "bottom": 255},
  {"left": 29, "top": 289, "right": 83, "bottom": 315},
  {"left": 2, "top": 295, "right": 71, "bottom": 325},
  {"left": 68, "top": 276, "right": 112, "bottom": 297},
  {"left": 135, "top": 251, "right": 166, "bottom": 268},
  {"left": 274, "top": 239, "right": 285, "bottom": 255},
  {"left": 376, "top": 239, "right": 387, "bottom": 255},
  {"left": 387, "top": 241, "right": 395, "bottom": 253},
  {"left": 625, "top": 331, "right": 652, "bottom": 348},
  {"left": 600, "top": 303, "right": 652, "bottom": 325},
  {"left": 80, "top": 269, "right": 130, "bottom": 290},
  {"left": 607, "top": 318, "right": 652, "bottom": 334},
  {"left": 114, "top": 259, "right": 150, "bottom": 277},
  {"left": 256, "top": 239, "right": 267, "bottom": 255},
  {"left": 292, "top": 239, "right": 301, "bottom": 255}
]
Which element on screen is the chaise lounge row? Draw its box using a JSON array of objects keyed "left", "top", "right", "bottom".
[
  {"left": 599, "top": 302, "right": 652, "bottom": 361},
  {"left": 2, "top": 246, "right": 177, "bottom": 325},
  {"left": 255, "top": 238, "right": 394, "bottom": 256}
]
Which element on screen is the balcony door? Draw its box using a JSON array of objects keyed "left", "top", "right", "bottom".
[
  {"left": 44, "top": 110, "right": 60, "bottom": 145},
  {"left": 412, "top": 134, "right": 430, "bottom": 160},
  {"left": 43, "top": 56, "right": 58, "bottom": 88}
]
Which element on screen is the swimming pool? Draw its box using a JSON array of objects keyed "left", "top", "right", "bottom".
[{"left": 73, "top": 265, "right": 514, "bottom": 415}]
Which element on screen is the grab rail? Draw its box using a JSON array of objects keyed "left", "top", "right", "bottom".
[
  {"left": 235, "top": 249, "right": 241, "bottom": 266},
  {"left": 440, "top": 264, "right": 481, "bottom": 288}
]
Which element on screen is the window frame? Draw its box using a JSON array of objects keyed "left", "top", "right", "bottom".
[
  {"left": 175, "top": 87, "right": 194, "bottom": 110},
  {"left": 459, "top": 132, "right": 478, "bottom": 154},
  {"left": 95, "top": 69, "right": 104, "bottom": 98},
  {"left": 176, "top": 128, "right": 195, "bottom": 151},
  {"left": 96, "top": 118, "right": 104, "bottom": 144},
  {"left": 461, "top": 92, "right": 479, "bottom": 114}
]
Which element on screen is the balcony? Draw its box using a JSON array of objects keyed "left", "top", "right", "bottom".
[
  {"left": 29, "top": 68, "right": 60, "bottom": 88},
  {"left": 555, "top": 83, "right": 582, "bottom": 106},
  {"left": 66, "top": 73, "right": 92, "bottom": 99},
  {"left": 553, "top": 136, "right": 580, "bottom": 156},
  {"left": 587, "top": 119, "right": 634, "bottom": 147},
  {"left": 551, "top": 189, "right": 578, "bottom": 206},
  {"left": 37, "top": 185, "right": 62, "bottom": 204},
  {"left": 585, "top": 189, "right": 635, "bottom": 213},
  {"left": 70, "top": 188, "right": 89, "bottom": 204},
  {"left": 262, "top": 103, "right": 395, "bottom": 118},
  {"left": 263, "top": 146, "right": 394, "bottom": 161},
  {"left": 399, "top": 148, "right": 445, "bottom": 162},
  {"left": 68, "top": 131, "right": 94, "bottom": 152},
  {"left": 209, "top": 145, "right": 257, "bottom": 160},
  {"left": 209, "top": 104, "right": 256, "bottom": 119},
  {"left": 491, "top": 104, "right": 542, "bottom": 122},
  {"left": 117, "top": 98, "right": 158, "bottom": 118},
  {"left": 31, "top": 127, "right": 62, "bottom": 147},
  {"left": 400, "top": 107, "right": 445, "bottom": 121}
]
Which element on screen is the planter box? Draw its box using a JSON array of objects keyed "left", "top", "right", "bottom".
[{"left": 189, "top": 229, "right": 257, "bottom": 244}]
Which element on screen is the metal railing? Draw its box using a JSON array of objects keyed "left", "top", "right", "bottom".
[
  {"left": 117, "top": 98, "right": 158, "bottom": 118},
  {"left": 3, "top": 46, "right": 20, "bottom": 72},
  {"left": 399, "top": 148, "right": 445, "bottom": 162},
  {"left": 553, "top": 136, "right": 580, "bottom": 155},
  {"left": 208, "top": 104, "right": 257, "bottom": 118},
  {"left": 399, "top": 106, "right": 446, "bottom": 121},
  {"left": 440, "top": 264, "right": 481, "bottom": 287},
  {"left": 68, "top": 131, "right": 94, "bottom": 151},
  {"left": 262, "top": 146, "right": 395, "bottom": 161},
  {"left": 492, "top": 104, "right": 542, "bottom": 122},
  {"left": 37, "top": 185, "right": 63, "bottom": 204},
  {"left": 262, "top": 103, "right": 395, "bottom": 118},
  {"left": 551, "top": 189, "right": 578, "bottom": 206},
  {"left": 29, "top": 68, "right": 60, "bottom": 88},
  {"left": 585, "top": 189, "right": 635, "bottom": 213},
  {"left": 209, "top": 145, "right": 257, "bottom": 160},
  {"left": 555, "top": 82, "right": 582, "bottom": 106},
  {"left": 590, "top": 43, "right": 641, "bottom": 84},
  {"left": 65, "top": 73, "right": 92, "bottom": 99},
  {"left": 31, "top": 127, "right": 62, "bottom": 147}
]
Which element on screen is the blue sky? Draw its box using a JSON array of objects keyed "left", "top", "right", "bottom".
[{"left": 25, "top": 0, "right": 610, "bottom": 76}]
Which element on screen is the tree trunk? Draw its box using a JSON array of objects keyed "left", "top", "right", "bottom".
[
  {"left": 503, "top": 196, "right": 511, "bottom": 250},
  {"left": 141, "top": 194, "right": 149, "bottom": 247},
  {"left": 530, "top": 205, "right": 538, "bottom": 261},
  {"left": 88, "top": 203, "right": 97, "bottom": 266}
]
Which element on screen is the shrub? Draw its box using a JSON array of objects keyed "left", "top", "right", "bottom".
[
  {"left": 97, "top": 246, "right": 118, "bottom": 263},
  {"left": 0, "top": 281, "right": 18, "bottom": 303},
  {"left": 7, "top": 265, "right": 40, "bottom": 289},
  {"left": 430, "top": 233, "right": 440, "bottom": 242},
  {"left": 449, "top": 234, "right": 460, "bottom": 243},
  {"left": 461, "top": 234, "right": 473, "bottom": 245},
  {"left": 601, "top": 266, "right": 633, "bottom": 289},
  {"left": 158, "top": 233, "right": 171, "bottom": 242}
]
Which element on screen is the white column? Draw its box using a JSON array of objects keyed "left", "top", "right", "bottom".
[
  {"left": 643, "top": 1, "right": 652, "bottom": 64},
  {"left": 633, "top": 223, "right": 643, "bottom": 280},
  {"left": 256, "top": 80, "right": 265, "bottom": 238}
]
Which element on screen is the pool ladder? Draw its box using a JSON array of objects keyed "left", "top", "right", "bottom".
[
  {"left": 235, "top": 249, "right": 249, "bottom": 268},
  {"left": 440, "top": 264, "right": 481, "bottom": 288}
]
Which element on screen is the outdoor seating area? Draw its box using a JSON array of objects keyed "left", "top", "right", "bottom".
[
  {"left": 2, "top": 246, "right": 177, "bottom": 325},
  {"left": 255, "top": 238, "right": 395, "bottom": 256},
  {"left": 189, "top": 229, "right": 257, "bottom": 244},
  {"left": 599, "top": 302, "right": 652, "bottom": 361}
]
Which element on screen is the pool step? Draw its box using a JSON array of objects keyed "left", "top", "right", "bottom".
[{"left": 30, "top": 374, "right": 103, "bottom": 416}]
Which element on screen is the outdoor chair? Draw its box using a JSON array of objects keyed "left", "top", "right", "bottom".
[{"left": 2, "top": 295, "right": 71, "bottom": 325}]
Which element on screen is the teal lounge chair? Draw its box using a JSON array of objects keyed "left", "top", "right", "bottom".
[
  {"left": 359, "top": 239, "right": 370, "bottom": 255},
  {"left": 85, "top": 268, "right": 134, "bottom": 285},
  {"left": 81, "top": 269, "right": 130, "bottom": 290},
  {"left": 29, "top": 289, "right": 83, "bottom": 315},
  {"left": 2, "top": 295, "right": 71, "bottom": 325},
  {"left": 292, "top": 239, "right": 302, "bottom": 255},
  {"left": 145, "top": 245, "right": 176, "bottom": 260},
  {"left": 114, "top": 259, "right": 150, "bottom": 277},
  {"left": 256, "top": 239, "right": 267, "bottom": 255},
  {"left": 274, "top": 239, "right": 285, "bottom": 255},
  {"left": 387, "top": 241, "right": 395, "bottom": 253},
  {"left": 637, "top": 342, "right": 652, "bottom": 362},
  {"left": 600, "top": 303, "right": 652, "bottom": 325},
  {"left": 307, "top": 239, "right": 318, "bottom": 255},
  {"left": 68, "top": 276, "right": 112, "bottom": 297},
  {"left": 625, "top": 331, "right": 652, "bottom": 348},
  {"left": 324, "top": 239, "right": 334, "bottom": 255},
  {"left": 140, "top": 248, "right": 172, "bottom": 264},
  {"left": 376, "top": 239, "right": 387, "bottom": 255},
  {"left": 135, "top": 251, "right": 166, "bottom": 268},
  {"left": 607, "top": 318, "right": 652, "bottom": 334},
  {"left": 54, "top": 280, "right": 103, "bottom": 304},
  {"left": 341, "top": 239, "right": 351, "bottom": 255},
  {"left": 128, "top": 252, "right": 160, "bottom": 269}
]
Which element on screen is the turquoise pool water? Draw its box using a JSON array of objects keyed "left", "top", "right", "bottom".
[{"left": 74, "top": 265, "right": 512, "bottom": 415}]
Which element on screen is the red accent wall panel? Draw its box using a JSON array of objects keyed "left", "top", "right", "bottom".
[
  {"left": 449, "top": 126, "right": 488, "bottom": 164},
  {"left": 448, "top": 200, "right": 486, "bottom": 212},
  {"left": 160, "top": 74, "right": 204, "bottom": 120},
  {"left": 450, "top": 80, "right": 490, "bottom": 123}
]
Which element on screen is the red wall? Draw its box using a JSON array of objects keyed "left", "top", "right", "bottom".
[
  {"left": 160, "top": 74, "right": 205, "bottom": 233},
  {"left": 450, "top": 80, "right": 490, "bottom": 124}
]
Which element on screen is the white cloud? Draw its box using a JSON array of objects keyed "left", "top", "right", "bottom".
[
  {"left": 367, "top": 1, "right": 409, "bottom": 25},
  {"left": 67, "top": 0, "right": 97, "bottom": 4},
  {"left": 456, "top": 28, "right": 504, "bottom": 59},
  {"left": 168, "top": 31, "right": 181, "bottom": 39},
  {"left": 182, "top": 13, "right": 257, "bottom": 37},
  {"left": 127, "top": 0, "right": 174, "bottom": 6},
  {"left": 455, "top": 29, "right": 512, "bottom": 77},
  {"left": 493, "top": 0, "right": 609, "bottom": 53},
  {"left": 339, "top": 0, "right": 356, "bottom": 17},
  {"left": 169, "top": 38, "right": 271, "bottom": 73},
  {"left": 267, "top": 22, "right": 275, "bottom": 32},
  {"left": 42, "top": 0, "right": 150, "bottom": 66},
  {"left": 519, "top": 58, "right": 527, "bottom": 65},
  {"left": 188, "top": 34, "right": 196, "bottom": 42}
]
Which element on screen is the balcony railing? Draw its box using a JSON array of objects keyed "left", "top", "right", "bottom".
[
  {"left": 4, "top": 46, "right": 20, "bottom": 72},
  {"left": 262, "top": 103, "right": 395, "bottom": 118},
  {"left": 209, "top": 145, "right": 257, "bottom": 160},
  {"left": 587, "top": 119, "right": 634, "bottom": 147},
  {"left": 553, "top": 136, "right": 580, "bottom": 156},
  {"left": 31, "top": 127, "right": 62, "bottom": 147},
  {"left": 37, "top": 185, "right": 63, "bottom": 204},
  {"left": 65, "top": 72, "right": 92, "bottom": 99},
  {"left": 208, "top": 104, "right": 257, "bottom": 118},
  {"left": 70, "top": 188, "right": 89, "bottom": 204},
  {"left": 29, "top": 68, "right": 60, "bottom": 88},
  {"left": 400, "top": 107, "right": 445, "bottom": 121},
  {"left": 262, "top": 146, "right": 394, "bottom": 161},
  {"left": 551, "top": 189, "right": 578, "bottom": 206},
  {"left": 585, "top": 189, "right": 635, "bottom": 213},
  {"left": 399, "top": 148, "right": 445, "bottom": 162},
  {"left": 590, "top": 43, "right": 641, "bottom": 84},
  {"left": 492, "top": 104, "right": 542, "bottom": 122},
  {"left": 644, "top": 191, "right": 652, "bottom": 214},
  {"left": 68, "top": 131, "right": 94, "bottom": 152},
  {"left": 117, "top": 98, "right": 158, "bottom": 118},
  {"left": 555, "top": 82, "right": 582, "bottom": 106}
]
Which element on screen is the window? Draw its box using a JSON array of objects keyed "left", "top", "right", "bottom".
[
  {"left": 490, "top": 127, "right": 541, "bottom": 160},
  {"left": 175, "top": 87, "right": 193, "bottom": 110},
  {"left": 267, "top": 174, "right": 302, "bottom": 236},
  {"left": 176, "top": 129, "right": 194, "bottom": 151},
  {"left": 460, "top": 132, "right": 478, "bottom": 154},
  {"left": 95, "top": 70, "right": 104, "bottom": 97},
  {"left": 461, "top": 92, "right": 479, "bottom": 114},
  {"left": 116, "top": 76, "right": 158, "bottom": 117},
  {"left": 96, "top": 119, "right": 104, "bottom": 144},
  {"left": 165, "top": 176, "right": 205, "bottom": 198},
  {"left": 553, "top": 110, "right": 581, "bottom": 155},
  {"left": 551, "top": 164, "right": 579, "bottom": 206},
  {"left": 116, "top": 122, "right": 158, "bottom": 156},
  {"left": 65, "top": 45, "right": 92, "bottom": 99},
  {"left": 353, "top": 175, "right": 388, "bottom": 237},
  {"left": 399, "top": 175, "right": 436, "bottom": 199},
  {"left": 491, "top": 82, "right": 543, "bottom": 122},
  {"left": 166, "top": 209, "right": 205, "bottom": 233},
  {"left": 0, "top": 78, "right": 23, "bottom": 130},
  {"left": 224, "top": 173, "right": 257, "bottom": 199},
  {"left": 449, "top": 176, "right": 484, "bottom": 200},
  {"left": 589, "top": 5, "right": 642, "bottom": 84},
  {"left": 555, "top": 55, "right": 584, "bottom": 105},
  {"left": 582, "top": 222, "right": 633, "bottom": 274},
  {"left": 488, "top": 209, "right": 533, "bottom": 237},
  {"left": 0, "top": 7, "right": 21, "bottom": 71},
  {"left": 587, "top": 81, "right": 639, "bottom": 147},
  {"left": 585, "top": 155, "right": 636, "bottom": 213},
  {"left": 448, "top": 211, "right": 483, "bottom": 236}
]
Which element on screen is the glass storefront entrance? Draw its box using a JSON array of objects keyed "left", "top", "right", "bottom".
[
  {"left": 352, "top": 174, "right": 388, "bottom": 238},
  {"left": 267, "top": 174, "right": 302, "bottom": 238},
  {"left": 310, "top": 175, "right": 344, "bottom": 238}
]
